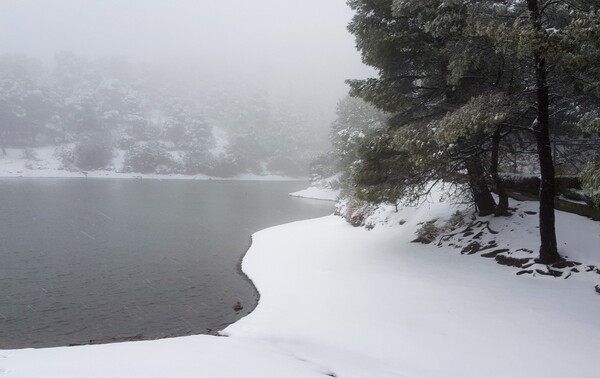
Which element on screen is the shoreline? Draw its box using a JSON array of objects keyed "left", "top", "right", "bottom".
[
  {"left": 230, "top": 235, "right": 261, "bottom": 335},
  {"left": 0, "top": 171, "right": 307, "bottom": 182},
  {"left": 0, "top": 146, "right": 308, "bottom": 182},
  {"left": 0, "top": 181, "right": 327, "bottom": 351},
  {"left": 1, "top": 191, "right": 599, "bottom": 377}
]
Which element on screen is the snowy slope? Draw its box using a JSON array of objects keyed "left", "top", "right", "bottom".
[{"left": 224, "top": 200, "right": 600, "bottom": 377}]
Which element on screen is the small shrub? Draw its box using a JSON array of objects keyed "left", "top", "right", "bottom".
[
  {"left": 210, "top": 154, "right": 242, "bottom": 177},
  {"left": 122, "top": 142, "right": 176, "bottom": 174},
  {"left": 446, "top": 211, "right": 466, "bottom": 231},
  {"left": 115, "top": 134, "right": 136, "bottom": 150},
  {"left": 124, "top": 115, "right": 158, "bottom": 141},
  {"left": 183, "top": 150, "right": 215, "bottom": 175},
  {"left": 73, "top": 139, "right": 114, "bottom": 170},
  {"left": 335, "top": 197, "right": 377, "bottom": 227},
  {"left": 178, "top": 119, "right": 214, "bottom": 151},
  {"left": 54, "top": 145, "right": 75, "bottom": 170},
  {"left": 413, "top": 221, "right": 439, "bottom": 244}
]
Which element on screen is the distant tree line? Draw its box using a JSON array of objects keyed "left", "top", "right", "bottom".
[
  {"left": 0, "top": 53, "right": 327, "bottom": 177},
  {"left": 324, "top": 0, "right": 600, "bottom": 264}
]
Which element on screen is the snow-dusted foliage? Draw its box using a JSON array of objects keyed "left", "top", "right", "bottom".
[
  {"left": 72, "top": 138, "right": 113, "bottom": 171},
  {"left": 341, "top": 0, "right": 600, "bottom": 261},
  {"left": 335, "top": 196, "right": 380, "bottom": 227},
  {"left": 182, "top": 150, "right": 214, "bottom": 175},
  {"left": 0, "top": 53, "right": 329, "bottom": 177},
  {"left": 581, "top": 158, "right": 600, "bottom": 208},
  {"left": 122, "top": 142, "right": 178, "bottom": 174}
]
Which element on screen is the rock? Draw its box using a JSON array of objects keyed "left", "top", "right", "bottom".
[
  {"left": 551, "top": 260, "right": 578, "bottom": 269},
  {"left": 233, "top": 301, "right": 243, "bottom": 312},
  {"left": 516, "top": 270, "right": 534, "bottom": 276},
  {"left": 535, "top": 269, "right": 563, "bottom": 278},
  {"left": 461, "top": 242, "right": 481, "bottom": 255},
  {"left": 411, "top": 236, "right": 433, "bottom": 244},
  {"left": 481, "top": 249, "right": 510, "bottom": 258},
  {"left": 495, "top": 255, "right": 532, "bottom": 268},
  {"left": 515, "top": 248, "right": 534, "bottom": 254}
]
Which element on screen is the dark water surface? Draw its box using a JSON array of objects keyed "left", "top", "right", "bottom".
[{"left": 0, "top": 178, "right": 333, "bottom": 349}]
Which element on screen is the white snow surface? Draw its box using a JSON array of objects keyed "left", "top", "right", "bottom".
[
  {"left": 2, "top": 189, "right": 600, "bottom": 377},
  {"left": 0, "top": 147, "right": 302, "bottom": 181},
  {"left": 289, "top": 186, "right": 339, "bottom": 201},
  {"left": 290, "top": 174, "right": 342, "bottom": 201}
]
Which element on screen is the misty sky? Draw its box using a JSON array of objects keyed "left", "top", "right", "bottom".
[{"left": 0, "top": 0, "right": 373, "bottom": 110}]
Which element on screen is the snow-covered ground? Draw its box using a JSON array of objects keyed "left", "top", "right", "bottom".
[
  {"left": 289, "top": 174, "right": 341, "bottom": 201},
  {"left": 289, "top": 186, "right": 339, "bottom": 201},
  {"left": 0, "top": 147, "right": 303, "bottom": 181},
  {"left": 1, "top": 190, "right": 599, "bottom": 377}
]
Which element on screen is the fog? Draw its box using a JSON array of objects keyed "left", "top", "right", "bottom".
[
  {"left": 1, "top": 0, "right": 365, "bottom": 349},
  {"left": 0, "top": 0, "right": 374, "bottom": 177},
  {"left": 1, "top": 0, "right": 370, "bottom": 108}
]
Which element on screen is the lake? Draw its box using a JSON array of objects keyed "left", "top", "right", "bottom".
[{"left": 0, "top": 178, "right": 333, "bottom": 349}]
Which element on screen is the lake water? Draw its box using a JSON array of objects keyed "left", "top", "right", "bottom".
[{"left": 0, "top": 178, "right": 333, "bottom": 349}]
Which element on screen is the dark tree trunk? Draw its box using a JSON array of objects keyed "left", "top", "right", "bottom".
[
  {"left": 491, "top": 127, "right": 509, "bottom": 216},
  {"left": 527, "top": 0, "right": 561, "bottom": 264},
  {"left": 465, "top": 155, "right": 496, "bottom": 216}
]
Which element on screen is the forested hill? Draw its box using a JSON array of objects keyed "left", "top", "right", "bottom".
[{"left": 0, "top": 53, "right": 331, "bottom": 177}]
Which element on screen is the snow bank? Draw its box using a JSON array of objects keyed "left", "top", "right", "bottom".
[
  {"left": 225, "top": 199, "right": 600, "bottom": 377},
  {"left": 0, "top": 148, "right": 303, "bottom": 181},
  {"left": 289, "top": 174, "right": 341, "bottom": 201},
  {"left": 289, "top": 186, "right": 339, "bottom": 201},
  {"left": 0, "top": 336, "right": 322, "bottom": 378},
  {"left": 2, "top": 191, "right": 599, "bottom": 377}
]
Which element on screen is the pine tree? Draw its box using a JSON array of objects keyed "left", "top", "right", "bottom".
[
  {"left": 474, "top": 0, "right": 600, "bottom": 263},
  {"left": 330, "top": 96, "right": 388, "bottom": 184},
  {"left": 346, "top": 0, "right": 600, "bottom": 263},
  {"left": 347, "top": 0, "right": 503, "bottom": 214}
]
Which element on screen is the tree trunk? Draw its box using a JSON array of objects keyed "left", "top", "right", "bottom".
[
  {"left": 491, "top": 127, "right": 509, "bottom": 216},
  {"left": 527, "top": 0, "right": 561, "bottom": 264},
  {"left": 465, "top": 155, "right": 496, "bottom": 216}
]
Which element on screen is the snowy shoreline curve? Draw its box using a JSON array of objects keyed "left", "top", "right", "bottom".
[
  {"left": 289, "top": 187, "right": 339, "bottom": 202},
  {"left": 1, "top": 198, "right": 600, "bottom": 377}
]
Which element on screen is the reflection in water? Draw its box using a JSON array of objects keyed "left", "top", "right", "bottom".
[{"left": 0, "top": 179, "right": 333, "bottom": 349}]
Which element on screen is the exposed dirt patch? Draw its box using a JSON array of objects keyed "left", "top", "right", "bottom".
[
  {"left": 481, "top": 249, "right": 510, "bottom": 258},
  {"left": 551, "top": 260, "right": 581, "bottom": 269},
  {"left": 535, "top": 268, "right": 564, "bottom": 278},
  {"left": 432, "top": 210, "right": 595, "bottom": 282},
  {"left": 495, "top": 255, "right": 533, "bottom": 268}
]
